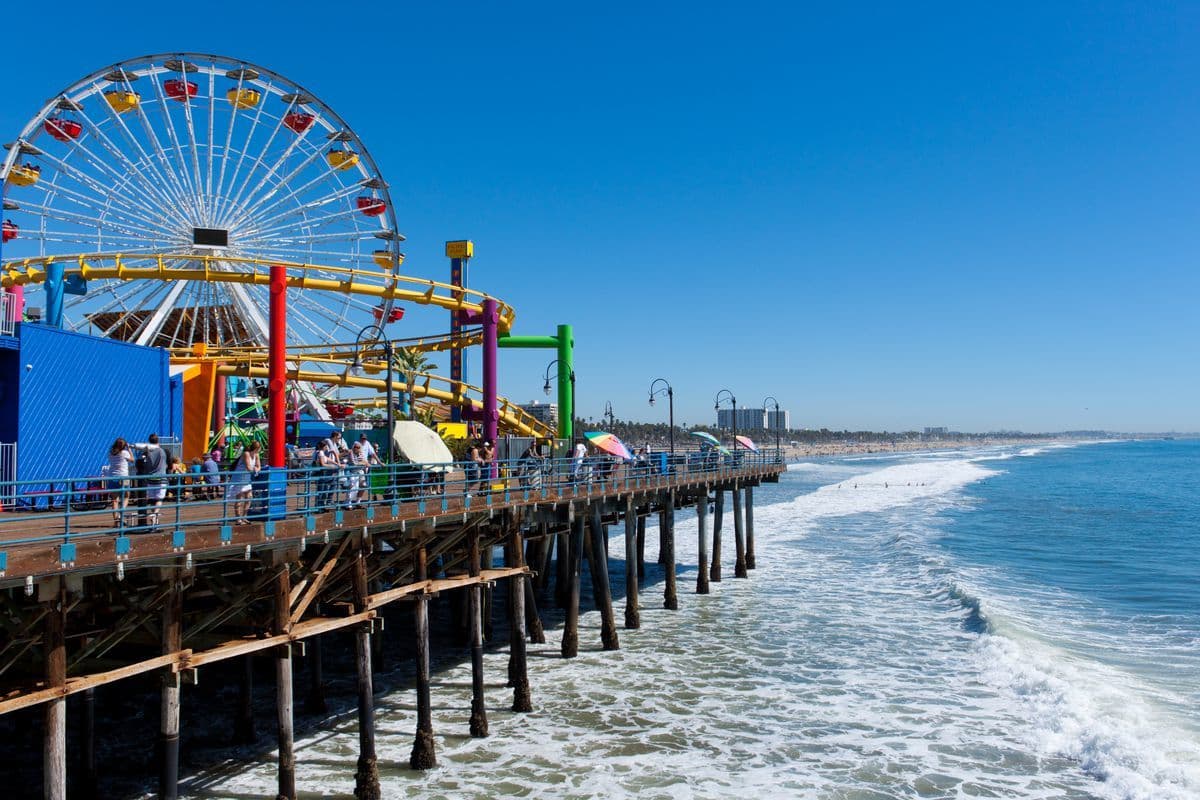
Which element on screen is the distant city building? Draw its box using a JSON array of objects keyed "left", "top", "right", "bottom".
[
  {"left": 718, "top": 407, "right": 790, "bottom": 431},
  {"left": 519, "top": 401, "right": 558, "bottom": 429},
  {"left": 924, "top": 426, "right": 948, "bottom": 436}
]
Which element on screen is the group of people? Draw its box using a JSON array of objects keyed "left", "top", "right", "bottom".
[
  {"left": 465, "top": 439, "right": 496, "bottom": 494},
  {"left": 104, "top": 433, "right": 177, "bottom": 531},
  {"left": 310, "top": 431, "right": 382, "bottom": 509}
]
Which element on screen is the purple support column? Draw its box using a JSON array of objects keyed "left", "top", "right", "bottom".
[{"left": 482, "top": 298, "right": 499, "bottom": 448}]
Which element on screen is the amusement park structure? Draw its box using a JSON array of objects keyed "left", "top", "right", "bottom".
[{"left": 0, "top": 52, "right": 570, "bottom": 476}]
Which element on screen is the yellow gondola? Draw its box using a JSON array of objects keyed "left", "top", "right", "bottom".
[
  {"left": 372, "top": 249, "right": 406, "bottom": 269},
  {"left": 104, "top": 90, "right": 140, "bottom": 114},
  {"left": 326, "top": 149, "right": 359, "bottom": 171},
  {"left": 8, "top": 164, "right": 41, "bottom": 187},
  {"left": 226, "top": 88, "right": 261, "bottom": 109}
]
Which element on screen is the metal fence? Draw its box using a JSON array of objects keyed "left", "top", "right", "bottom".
[
  {"left": 0, "top": 443, "right": 14, "bottom": 510},
  {"left": 0, "top": 447, "right": 782, "bottom": 548}
]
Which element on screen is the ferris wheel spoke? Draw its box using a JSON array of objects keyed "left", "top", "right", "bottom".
[
  {"left": 205, "top": 67, "right": 216, "bottom": 204},
  {"left": 245, "top": 202, "right": 368, "bottom": 242},
  {"left": 146, "top": 69, "right": 202, "bottom": 220},
  {"left": 81, "top": 79, "right": 197, "bottom": 217},
  {"left": 228, "top": 156, "right": 354, "bottom": 230},
  {"left": 35, "top": 137, "right": 176, "bottom": 227},
  {"left": 18, "top": 200, "right": 175, "bottom": 245},
  {"left": 175, "top": 68, "right": 209, "bottom": 222},
  {"left": 119, "top": 81, "right": 204, "bottom": 219},
  {"left": 62, "top": 279, "right": 156, "bottom": 329},
  {"left": 219, "top": 127, "right": 317, "bottom": 229},
  {"left": 232, "top": 243, "right": 374, "bottom": 264},
  {"left": 244, "top": 178, "right": 365, "bottom": 232},
  {"left": 212, "top": 76, "right": 276, "bottom": 225},
  {"left": 220, "top": 137, "right": 330, "bottom": 229},
  {"left": 23, "top": 177, "right": 178, "bottom": 240},
  {"left": 218, "top": 97, "right": 293, "bottom": 224}
]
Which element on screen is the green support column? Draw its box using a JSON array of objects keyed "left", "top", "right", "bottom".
[{"left": 498, "top": 324, "right": 575, "bottom": 442}]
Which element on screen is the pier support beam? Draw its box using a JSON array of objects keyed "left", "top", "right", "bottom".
[
  {"left": 561, "top": 514, "right": 585, "bottom": 659},
  {"left": 43, "top": 579, "right": 66, "bottom": 800},
  {"left": 696, "top": 494, "right": 710, "bottom": 594},
  {"left": 523, "top": 549, "right": 546, "bottom": 646},
  {"left": 636, "top": 513, "right": 646, "bottom": 582},
  {"left": 410, "top": 544, "right": 436, "bottom": 769},
  {"left": 745, "top": 486, "right": 756, "bottom": 570},
  {"left": 468, "top": 532, "right": 489, "bottom": 738},
  {"left": 710, "top": 490, "right": 724, "bottom": 582},
  {"left": 80, "top": 688, "right": 97, "bottom": 800},
  {"left": 624, "top": 496, "right": 640, "bottom": 628},
  {"left": 733, "top": 483, "right": 748, "bottom": 578},
  {"left": 352, "top": 543, "right": 381, "bottom": 799},
  {"left": 657, "top": 508, "right": 668, "bottom": 564},
  {"left": 588, "top": 506, "right": 619, "bottom": 650},
  {"left": 663, "top": 492, "right": 678, "bottom": 610},
  {"left": 273, "top": 565, "right": 296, "bottom": 800},
  {"left": 508, "top": 525, "right": 532, "bottom": 712},
  {"left": 160, "top": 570, "right": 183, "bottom": 800}
]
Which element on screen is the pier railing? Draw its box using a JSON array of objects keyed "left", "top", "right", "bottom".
[{"left": 0, "top": 449, "right": 782, "bottom": 549}]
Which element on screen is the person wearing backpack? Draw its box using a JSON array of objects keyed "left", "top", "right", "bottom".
[{"left": 135, "top": 433, "right": 169, "bottom": 531}]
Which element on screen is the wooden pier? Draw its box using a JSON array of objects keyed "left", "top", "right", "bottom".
[{"left": 0, "top": 461, "right": 781, "bottom": 799}]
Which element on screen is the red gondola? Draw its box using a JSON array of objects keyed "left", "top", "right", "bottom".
[
  {"left": 283, "top": 112, "right": 315, "bottom": 133},
  {"left": 356, "top": 196, "right": 386, "bottom": 217},
  {"left": 2, "top": 220, "right": 17, "bottom": 243},
  {"left": 164, "top": 79, "right": 197, "bottom": 102},
  {"left": 323, "top": 400, "right": 356, "bottom": 419},
  {"left": 44, "top": 117, "right": 83, "bottom": 142},
  {"left": 372, "top": 305, "right": 405, "bottom": 323}
]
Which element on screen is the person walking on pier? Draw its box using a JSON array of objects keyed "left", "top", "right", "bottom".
[
  {"left": 346, "top": 441, "right": 370, "bottom": 507},
  {"left": 228, "top": 441, "right": 261, "bottom": 524},
  {"left": 106, "top": 437, "right": 135, "bottom": 526},
  {"left": 312, "top": 439, "right": 339, "bottom": 510},
  {"left": 201, "top": 451, "right": 221, "bottom": 500},
  {"left": 135, "top": 433, "right": 168, "bottom": 532}
]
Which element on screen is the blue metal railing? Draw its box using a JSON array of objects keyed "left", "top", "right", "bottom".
[{"left": 0, "top": 448, "right": 782, "bottom": 549}]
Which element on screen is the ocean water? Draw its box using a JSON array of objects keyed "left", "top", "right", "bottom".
[{"left": 176, "top": 440, "right": 1200, "bottom": 799}]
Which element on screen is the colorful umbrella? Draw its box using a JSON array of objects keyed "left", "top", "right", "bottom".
[
  {"left": 583, "top": 431, "right": 633, "bottom": 460},
  {"left": 735, "top": 435, "right": 759, "bottom": 452},
  {"left": 689, "top": 431, "right": 722, "bottom": 447}
]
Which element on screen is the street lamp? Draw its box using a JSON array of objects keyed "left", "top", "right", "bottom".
[
  {"left": 648, "top": 378, "right": 674, "bottom": 458},
  {"left": 603, "top": 401, "right": 615, "bottom": 429},
  {"left": 714, "top": 389, "right": 737, "bottom": 459},
  {"left": 762, "top": 395, "right": 781, "bottom": 463},
  {"left": 351, "top": 323, "right": 395, "bottom": 464},
  {"left": 543, "top": 359, "right": 576, "bottom": 444}
]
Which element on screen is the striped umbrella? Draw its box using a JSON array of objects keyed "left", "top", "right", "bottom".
[
  {"left": 689, "top": 431, "right": 721, "bottom": 447},
  {"left": 735, "top": 435, "right": 759, "bottom": 452},
  {"left": 583, "top": 431, "right": 633, "bottom": 460}
]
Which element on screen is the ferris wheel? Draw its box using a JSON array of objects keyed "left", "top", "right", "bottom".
[{"left": 0, "top": 53, "right": 404, "bottom": 352}]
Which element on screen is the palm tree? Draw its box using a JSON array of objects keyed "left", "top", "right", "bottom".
[{"left": 392, "top": 347, "right": 434, "bottom": 421}]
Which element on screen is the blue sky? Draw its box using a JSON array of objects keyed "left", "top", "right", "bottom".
[{"left": 3, "top": 2, "right": 1197, "bottom": 432}]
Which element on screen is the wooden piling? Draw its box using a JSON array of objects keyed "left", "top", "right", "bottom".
[
  {"left": 588, "top": 505, "right": 619, "bottom": 650},
  {"left": 274, "top": 565, "right": 296, "bottom": 799},
  {"left": 352, "top": 543, "right": 382, "bottom": 799},
  {"left": 160, "top": 570, "right": 183, "bottom": 800},
  {"left": 657, "top": 509, "right": 668, "bottom": 564},
  {"left": 43, "top": 579, "right": 66, "bottom": 800},
  {"left": 508, "top": 525, "right": 532, "bottom": 712},
  {"left": 745, "top": 486, "right": 756, "bottom": 569},
  {"left": 305, "top": 620, "right": 327, "bottom": 715},
  {"left": 468, "top": 532, "right": 489, "bottom": 738},
  {"left": 710, "top": 490, "right": 724, "bottom": 582},
  {"left": 733, "top": 483, "right": 748, "bottom": 578},
  {"left": 636, "top": 513, "right": 647, "bottom": 582},
  {"left": 696, "top": 494, "right": 710, "bottom": 594},
  {"left": 561, "top": 514, "right": 585, "bottom": 659},
  {"left": 663, "top": 492, "right": 678, "bottom": 610},
  {"left": 624, "top": 496, "right": 640, "bottom": 629},
  {"left": 234, "top": 655, "right": 256, "bottom": 745},
  {"left": 554, "top": 532, "right": 570, "bottom": 610},
  {"left": 410, "top": 544, "right": 436, "bottom": 769}
]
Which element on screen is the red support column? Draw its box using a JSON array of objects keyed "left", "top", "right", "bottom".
[{"left": 268, "top": 265, "right": 287, "bottom": 468}]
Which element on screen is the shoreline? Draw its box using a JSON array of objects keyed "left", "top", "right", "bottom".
[{"left": 774, "top": 437, "right": 1057, "bottom": 461}]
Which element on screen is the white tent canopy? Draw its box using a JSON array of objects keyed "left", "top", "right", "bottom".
[{"left": 391, "top": 421, "right": 455, "bottom": 472}]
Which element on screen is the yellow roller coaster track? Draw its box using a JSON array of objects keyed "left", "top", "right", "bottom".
[{"left": 0, "top": 252, "right": 517, "bottom": 330}]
